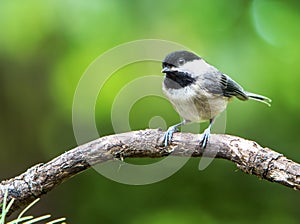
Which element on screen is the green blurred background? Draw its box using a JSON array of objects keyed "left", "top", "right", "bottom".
[{"left": 1, "top": 0, "right": 300, "bottom": 223}]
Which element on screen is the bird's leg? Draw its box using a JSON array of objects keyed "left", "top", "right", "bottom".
[
  {"left": 200, "top": 118, "right": 215, "bottom": 149},
  {"left": 164, "top": 120, "right": 189, "bottom": 147}
]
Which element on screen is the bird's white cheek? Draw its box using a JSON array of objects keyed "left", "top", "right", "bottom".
[{"left": 182, "top": 60, "right": 216, "bottom": 77}]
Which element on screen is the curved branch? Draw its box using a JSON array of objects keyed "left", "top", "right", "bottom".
[{"left": 1, "top": 129, "right": 299, "bottom": 216}]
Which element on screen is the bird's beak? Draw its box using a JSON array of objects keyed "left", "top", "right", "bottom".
[{"left": 161, "top": 67, "right": 177, "bottom": 73}]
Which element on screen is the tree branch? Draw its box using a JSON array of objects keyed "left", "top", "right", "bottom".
[{"left": 1, "top": 129, "right": 299, "bottom": 216}]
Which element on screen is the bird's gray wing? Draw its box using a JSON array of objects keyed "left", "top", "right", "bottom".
[
  {"left": 202, "top": 72, "right": 248, "bottom": 100},
  {"left": 220, "top": 74, "right": 248, "bottom": 100}
]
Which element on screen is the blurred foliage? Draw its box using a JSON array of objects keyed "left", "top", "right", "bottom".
[{"left": 1, "top": 0, "right": 300, "bottom": 223}]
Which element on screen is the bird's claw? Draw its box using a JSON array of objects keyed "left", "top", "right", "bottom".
[
  {"left": 163, "top": 126, "right": 179, "bottom": 147},
  {"left": 200, "top": 128, "right": 210, "bottom": 149}
]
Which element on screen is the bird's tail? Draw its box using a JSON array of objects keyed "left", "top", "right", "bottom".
[{"left": 245, "top": 92, "right": 272, "bottom": 107}]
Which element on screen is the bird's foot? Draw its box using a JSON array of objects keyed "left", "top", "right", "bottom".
[
  {"left": 163, "top": 125, "right": 179, "bottom": 147},
  {"left": 200, "top": 128, "right": 211, "bottom": 149}
]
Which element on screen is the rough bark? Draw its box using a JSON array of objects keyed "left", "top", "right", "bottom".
[{"left": 1, "top": 129, "right": 299, "bottom": 216}]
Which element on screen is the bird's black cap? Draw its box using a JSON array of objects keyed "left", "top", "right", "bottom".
[{"left": 162, "top": 50, "right": 201, "bottom": 68}]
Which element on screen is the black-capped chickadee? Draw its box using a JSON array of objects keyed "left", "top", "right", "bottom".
[{"left": 162, "top": 50, "right": 271, "bottom": 148}]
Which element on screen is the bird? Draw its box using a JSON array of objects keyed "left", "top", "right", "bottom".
[{"left": 161, "top": 50, "right": 271, "bottom": 149}]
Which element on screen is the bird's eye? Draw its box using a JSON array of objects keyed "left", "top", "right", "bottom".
[{"left": 178, "top": 58, "right": 185, "bottom": 66}]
